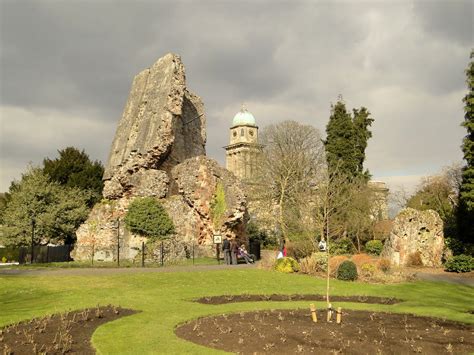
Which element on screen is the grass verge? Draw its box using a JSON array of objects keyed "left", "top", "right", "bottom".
[{"left": 0, "top": 268, "right": 472, "bottom": 354}]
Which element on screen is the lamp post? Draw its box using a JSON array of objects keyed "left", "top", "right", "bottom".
[
  {"left": 116, "top": 218, "right": 120, "bottom": 267},
  {"left": 31, "top": 218, "right": 35, "bottom": 264}
]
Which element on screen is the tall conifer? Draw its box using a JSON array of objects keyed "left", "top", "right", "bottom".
[
  {"left": 324, "top": 99, "right": 373, "bottom": 180},
  {"left": 458, "top": 50, "right": 474, "bottom": 245}
]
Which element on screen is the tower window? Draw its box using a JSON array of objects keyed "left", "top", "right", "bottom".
[
  {"left": 240, "top": 128, "right": 244, "bottom": 136},
  {"left": 233, "top": 131, "right": 237, "bottom": 137}
]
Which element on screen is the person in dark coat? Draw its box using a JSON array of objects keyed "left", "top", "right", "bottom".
[
  {"left": 230, "top": 238, "right": 238, "bottom": 265},
  {"left": 222, "top": 236, "right": 231, "bottom": 265}
]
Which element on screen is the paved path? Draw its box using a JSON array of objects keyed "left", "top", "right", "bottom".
[{"left": 0, "top": 263, "right": 256, "bottom": 276}]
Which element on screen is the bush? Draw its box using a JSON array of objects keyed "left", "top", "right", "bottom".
[
  {"left": 274, "top": 257, "right": 300, "bottom": 273},
  {"left": 444, "top": 254, "right": 474, "bottom": 273},
  {"left": 246, "top": 221, "right": 278, "bottom": 248},
  {"left": 336, "top": 260, "right": 358, "bottom": 281},
  {"left": 360, "top": 263, "right": 377, "bottom": 278},
  {"left": 377, "top": 258, "right": 391, "bottom": 273},
  {"left": 328, "top": 255, "right": 349, "bottom": 276},
  {"left": 406, "top": 251, "right": 423, "bottom": 267},
  {"left": 365, "top": 240, "right": 383, "bottom": 255},
  {"left": 330, "top": 237, "right": 355, "bottom": 255},
  {"left": 287, "top": 240, "right": 314, "bottom": 260},
  {"left": 124, "top": 197, "right": 175, "bottom": 240},
  {"left": 300, "top": 252, "right": 327, "bottom": 274}
]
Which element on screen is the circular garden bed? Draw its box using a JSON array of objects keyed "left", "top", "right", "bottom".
[{"left": 176, "top": 308, "right": 473, "bottom": 354}]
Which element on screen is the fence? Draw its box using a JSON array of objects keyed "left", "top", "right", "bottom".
[
  {"left": 0, "top": 240, "right": 261, "bottom": 266},
  {"left": 0, "top": 245, "right": 72, "bottom": 264}
]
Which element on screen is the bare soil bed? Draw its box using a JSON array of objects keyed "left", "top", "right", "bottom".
[
  {"left": 1, "top": 306, "right": 136, "bottom": 354},
  {"left": 176, "top": 309, "right": 474, "bottom": 354},
  {"left": 195, "top": 294, "right": 401, "bottom": 305}
]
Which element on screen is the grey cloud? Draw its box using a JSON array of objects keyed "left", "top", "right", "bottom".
[
  {"left": 413, "top": 0, "right": 473, "bottom": 45},
  {"left": 0, "top": 0, "right": 472, "bottom": 193}
]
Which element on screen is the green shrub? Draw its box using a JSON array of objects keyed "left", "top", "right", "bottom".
[
  {"left": 360, "top": 263, "right": 377, "bottom": 278},
  {"left": 1, "top": 256, "right": 7, "bottom": 263},
  {"left": 444, "top": 254, "right": 474, "bottom": 273},
  {"left": 330, "top": 237, "right": 355, "bottom": 255},
  {"left": 246, "top": 221, "right": 278, "bottom": 248},
  {"left": 274, "top": 257, "right": 300, "bottom": 273},
  {"left": 336, "top": 260, "right": 358, "bottom": 281},
  {"left": 124, "top": 197, "right": 175, "bottom": 240},
  {"left": 365, "top": 240, "right": 383, "bottom": 255}
]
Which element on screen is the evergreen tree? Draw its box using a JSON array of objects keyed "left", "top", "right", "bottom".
[
  {"left": 124, "top": 197, "right": 175, "bottom": 240},
  {"left": 353, "top": 107, "right": 374, "bottom": 180},
  {"left": 324, "top": 100, "right": 357, "bottom": 177},
  {"left": 458, "top": 50, "right": 474, "bottom": 245},
  {"left": 0, "top": 168, "right": 90, "bottom": 246},
  {"left": 324, "top": 98, "right": 373, "bottom": 180},
  {"left": 43, "top": 147, "right": 104, "bottom": 205}
]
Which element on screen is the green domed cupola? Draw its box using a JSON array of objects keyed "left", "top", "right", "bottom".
[{"left": 232, "top": 105, "right": 256, "bottom": 126}]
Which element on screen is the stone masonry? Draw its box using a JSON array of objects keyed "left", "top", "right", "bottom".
[
  {"left": 73, "top": 53, "right": 247, "bottom": 262},
  {"left": 382, "top": 207, "right": 445, "bottom": 267}
]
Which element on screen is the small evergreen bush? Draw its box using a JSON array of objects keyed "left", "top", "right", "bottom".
[
  {"left": 331, "top": 237, "right": 355, "bottom": 255},
  {"left": 274, "top": 257, "right": 300, "bottom": 273},
  {"left": 444, "top": 254, "right": 474, "bottom": 273},
  {"left": 336, "top": 260, "right": 358, "bottom": 281},
  {"left": 365, "top": 240, "right": 383, "bottom": 255},
  {"left": 125, "top": 197, "right": 175, "bottom": 240}
]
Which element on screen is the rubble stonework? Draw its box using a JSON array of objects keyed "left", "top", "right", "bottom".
[
  {"left": 72, "top": 53, "right": 247, "bottom": 262},
  {"left": 381, "top": 208, "right": 445, "bottom": 267},
  {"left": 102, "top": 53, "right": 206, "bottom": 199}
]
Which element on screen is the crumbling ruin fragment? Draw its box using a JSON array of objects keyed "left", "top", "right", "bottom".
[{"left": 73, "top": 53, "right": 247, "bottom": 262}]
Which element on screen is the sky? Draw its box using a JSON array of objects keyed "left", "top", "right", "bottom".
[{"left": 0, "top": 0, "right": 472, "bottom": 198}]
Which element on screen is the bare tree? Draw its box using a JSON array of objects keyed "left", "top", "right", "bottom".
[
  {"left": 250, "top": 121, "right": 326, "bottom": 243},
  {"left": 311, "top": 163, "right": 353, "bottom": 306}
]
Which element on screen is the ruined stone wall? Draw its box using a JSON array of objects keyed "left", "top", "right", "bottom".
[
  {"left": 73, "top": 54, "right": 247, "bottom": 262},
  {"left": 381, "top": 208, "right": 445, "bottom": 267}
]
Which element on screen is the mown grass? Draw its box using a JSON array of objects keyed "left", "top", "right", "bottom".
[
  {"left": 4, "top": 257, "right": 220, "bottom": 269},
  {"left": 0, "top": 268, "right": 472, "bottom": 354}
]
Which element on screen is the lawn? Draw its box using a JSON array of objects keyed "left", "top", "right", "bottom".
[{"left": 0, "top": 267, "right": 472, "bottom": 354}]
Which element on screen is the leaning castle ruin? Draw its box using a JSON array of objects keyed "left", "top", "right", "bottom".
[{"left": 72, "top": 53, "right": 248, "bottom": 262}]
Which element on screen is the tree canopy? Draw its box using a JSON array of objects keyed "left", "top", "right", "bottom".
[
  {"left": 124, "top": 197, "right": 175, "bottom": 240},
  {"left": 252, "top": 120, "right": 326, "bottom": 241},
  {"left": 0, "top": 168, "right": 90, "bottom": 246},
  {"left": 43, "top": 147, "right": 104, "bottom": 205},
  {"left": 407, "top": 165, "right": 461, "bottom": 238},
  {"left": 324, "top": 99, "right": 373, "bottom": 180}
]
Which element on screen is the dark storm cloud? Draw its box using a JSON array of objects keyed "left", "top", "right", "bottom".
[{"left": 0, "top": 0, "right": 471, "bottom": 193}]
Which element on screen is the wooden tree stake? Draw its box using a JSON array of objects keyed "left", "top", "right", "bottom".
[
  {"left": 310, "top": 304, "right": 317, "bottom": 323},
  {"left": 327, "top": 303, "right": 333, "bottom": 322},
  {"left": 336, "top": 307, "right": 342, "bottom": 324}
]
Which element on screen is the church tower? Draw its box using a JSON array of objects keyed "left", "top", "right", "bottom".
[{"left": 224, "top": 106, "right": 262, "bottom": 180}]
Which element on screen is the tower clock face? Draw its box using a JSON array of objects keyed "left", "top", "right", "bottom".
[
  {"left": 249, "top": 130, "right": 254, "bottom": 136},
  {"left": 233, "top": 131, "right": 237, "bottom": 137}
]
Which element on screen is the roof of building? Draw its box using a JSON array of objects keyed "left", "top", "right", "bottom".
[{"left": 232, "top": 105, "right": 256, "bottom": 126}]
